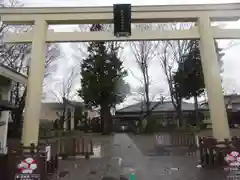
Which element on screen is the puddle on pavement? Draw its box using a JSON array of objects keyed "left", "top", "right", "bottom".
[
  {"left": 121, "top": 167, "right": 137, "bottom": 177},
  {"left": 101, "top": 177, "right": 119, "bottom": 180},
  {"left": 58, "top": 170, "right": 70, "bottom": 178},
  {"left": 121, "top": 162, "right": 136, "bottom": 175}
]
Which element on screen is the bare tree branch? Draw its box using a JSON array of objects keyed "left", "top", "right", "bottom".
[
  {"left": 157, "top": 23, "right": 193, "bottom": 126},
  {"left": 51, "top": 66, "right": 79, "bottom": 102},
  {"left": 127, "top": 67, "right": 144, "bottom": 85},
  {"left": 50, "top": 67, "right": 79, "bottom": 129},
  {"left": 129, "top": 24, "right": 160, "bottom": 117},
  {"left": 224, "top": 40, "right": 240, "bottom": 51}
]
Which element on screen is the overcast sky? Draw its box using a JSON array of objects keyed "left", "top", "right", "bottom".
[{"left": 19, "top": 0, "right": 240, "bottom": 108}]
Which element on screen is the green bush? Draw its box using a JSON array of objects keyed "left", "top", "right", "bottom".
[
  {"left": 199, "top": 122, "right": 208, "bottom": 130},
  {"left": 39, "top": 120, "right": 54, "bottom": 138},
  {"left": 144, "top": 118, "right": 157, "bottom": 133}
]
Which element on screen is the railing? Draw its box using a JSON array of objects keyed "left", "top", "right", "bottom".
[
  {"left": 57, "top": 137, "right": 93, "bottom": 158},
  {"left": 170, "top": 132, "right": 196, "bottom": 147},
  {"left": 155, "top": 132, "right": 198, "bottom": 156},
  {"left": 39, "top": 130, "right": 77, "bottom": 139},
  {"left": 0, "top": 154, "right": 8, "bottom": 180},
  {"left": 0, "top": 136, "right": 94, "bottom": 180},
  {"left": 156, "top": 132, "right": 197, "bottom": 147},
  {"left": 198, "top": 136, "right": 240, "bottom": 167},
  {"left": 7, "top": 136, "right": 94, "bottom": 158}
]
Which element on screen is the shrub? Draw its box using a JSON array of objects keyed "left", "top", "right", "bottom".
[{"left": 144, "top": 118, "right": 157, "bottom": 133}]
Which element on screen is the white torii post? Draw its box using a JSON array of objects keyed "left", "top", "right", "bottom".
[
  {"left": 0, "top": 85, "right": 11, "bottom": 154},
  {"left": 198, "top": 16, "right": 230, "bottom": 140},
  {"left": 21, "top": 20, "right": 47, "bottom": 146}
]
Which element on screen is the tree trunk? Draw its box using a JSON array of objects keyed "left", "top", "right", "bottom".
[
  {"left": 100, "top": 104, "right": 112, "bottom": 135},
  {"left": 194, "top": 95, "right": 200, "bottom": 127},
  {"left": 145, "top": 83, "right": 150, "bottom": 116},
  {"left": 11, "top": 87, "right": 27, "bottom": 137},
  {"left": 177, "top": 105, "right": 184, "bottom": 128},
  {"left": 11, "top": 109, "right": 22, "bottom": 137},
  {"left": 100, "top": 107, "right": 104, "bottom": 132}
]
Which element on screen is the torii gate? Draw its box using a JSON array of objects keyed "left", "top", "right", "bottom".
[{"left": 1, "top": 3, "right": 239, "bottom": 146}]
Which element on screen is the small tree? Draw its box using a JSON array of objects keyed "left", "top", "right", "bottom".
[
  {"left": 130, "top": 24, "right": 160, "bottom": 117},
  {"left": 78, "top": 24, "right": 129, "bottom": 134},
  {"left": 51, "top": 67, "right": 78, "bottom": 130},
  {"left": 158, "top": 30, "right": 189, "bottom": 127}
]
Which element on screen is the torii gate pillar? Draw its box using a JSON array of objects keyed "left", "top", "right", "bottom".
[
  {"left": 198, "top": 16, "right": 230, "bottom": 140},
  {"left": 21, "top": 20, "right": 47, "bottom": 146}
]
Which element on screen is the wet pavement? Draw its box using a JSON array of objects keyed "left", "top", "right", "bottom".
[
  {"left": 54, "top": 133, "right": 228, "bottom": 180},
  {"left": 54, "top": 134, "right": 119, "bottom": 180}
]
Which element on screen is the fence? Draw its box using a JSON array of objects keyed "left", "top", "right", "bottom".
[
  {"left": 156, "top": 132, "right": 197, "bottom": 147},
  {"left": 170, "top": 132, "right": 197, "bottom": 147},
  {"left": 56, "top": 137, "right": 93, "bottom": 158},
  {"left": 155, "top": 132, "right": 198, "bottom": 155},
  {"left": 0, "top": 136, "right": 94, "bottom": 180},
  {"left": 198, "top": 137, "right": 234, "bottom": 167},
  {"left": 7, "top": 136, "right": 94, "bottom": 158}
]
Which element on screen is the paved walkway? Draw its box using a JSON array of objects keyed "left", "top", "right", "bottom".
[
  {"left": 130, "top": 134, "right": 227, "bottom": 180},
  {"left": 54, "top": 134, "right": 228, "bottom": 180},
  {"left": 113, "top": 134, "right": 152, "bottom": 180}
]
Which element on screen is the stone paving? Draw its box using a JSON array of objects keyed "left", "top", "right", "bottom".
[{"left": 54, "top": 133, "right": 229, "bottom": 180}]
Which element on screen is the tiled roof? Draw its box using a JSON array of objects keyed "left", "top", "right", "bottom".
[
  {"left": 224, "top": 94, "right": 240, "bottom": 104},
  {"left": 0, "top": 100, "right": 17, "bottom": 111},
  {"left": 201, "top": 94, "right": 240, "bottom": 110},
  {"left": 41, "top": 100, "right": 84, "bottom": 109},
  {"left": 0, "top": 64, "right": 27, "bottom": 79},
  {"left": 117, "top": 101, "right": 208, "bottom": 113},
  {"left": 0, "top": 121, "right": 6, "bottom": 126},
  {"left": 0, "top": 64, "right": 27, "bottom": 84}
]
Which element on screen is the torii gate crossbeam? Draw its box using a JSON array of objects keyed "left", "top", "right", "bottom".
[{"left": 1, "top": 3, "right": 237, "bottom": 146}]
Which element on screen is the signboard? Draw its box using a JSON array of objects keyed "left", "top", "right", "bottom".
[
  {"left": 45, "top": 145, "right": 51, "bottom": 161},
  {"left": 15, "top": 157, "right": 40, "bottom": 180},
  {"left": 15, "top": 174, "right": 40, "bottom": 180},
  {"left": 113, "top": 4, "right": 131, "bottom": 37},
  {"left": 225, "top": 151, "right": 240, "bottom": 167},
  {"left": 17, "top": 157, "right": 38, "bottom": 174},
  {"left": 155, "top": 134, "right": 171, "bottom": 146},
  {"left": 225, "top": 151, "right": 240, "bottom": 179}
]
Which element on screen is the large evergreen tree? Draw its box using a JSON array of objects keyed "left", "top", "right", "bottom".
[
  {"left": 175, "top": 40, "right": 204, "bottom": 98},
  {"left": 78, "top": 24, "right": 129, "bottom": 134},
  {"left": 173, "top": 40, "right": 224, "bottom": 126}
]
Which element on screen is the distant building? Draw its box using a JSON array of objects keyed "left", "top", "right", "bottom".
[
  {"left": 40, "top": 100, "right": 100, "bottom": 130},
  {"left": 201, "top": 94, "right": 240, "bottom": 126},
  {"left": 0, "top": 64, "right": 27, "bottom": 153},
  {"left": 224, "top": 94, "right": 240, "bottom": 112},
  {"left": 114, "top": 95, "right": 240, "bottom": 130},
  {"left": 114, "top": 101, "right": 209, "bottom": 129}
]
